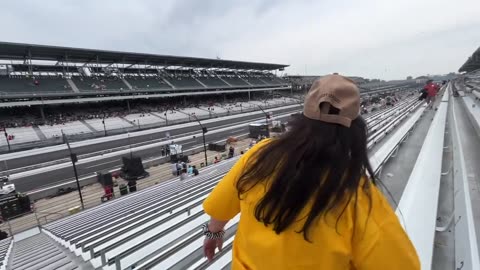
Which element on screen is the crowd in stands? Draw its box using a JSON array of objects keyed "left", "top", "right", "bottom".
[
  {"left": 0, "top": 92, "right": 274, "bottom": 129},
  {"left": 0, "top": 86, "right": 411, "bottom": 131}
]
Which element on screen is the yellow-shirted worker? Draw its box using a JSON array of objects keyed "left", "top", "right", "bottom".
[{"left": 202, "top": 75, "right": 420, "bottom": 270}]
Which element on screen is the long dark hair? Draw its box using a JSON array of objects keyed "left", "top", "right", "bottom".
[{"left": 237, "top": 113, "right": 376, "bottom": 241}]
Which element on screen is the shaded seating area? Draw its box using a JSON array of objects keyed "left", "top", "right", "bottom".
[
  {"left": 259, "top": 76, "right": 287, "bottom": 85},
  {"left": 126, "top": 76, "right": 172, "bottom": 90},
  {"left": 72, "top": 76, "right": 128, "bottom": 91},
  {"left": 197, "top": 77, "right": 228, "bottom": 87},
  {"left": 220, "top": 76, "right": 249, "bottom": 86},
  {"left": 244, "top": 76, "right": 267, "bottom": 86},
  {"left": 0, "top": 76, "right": 71, "bottom": 94},
  {"left": 168, "top": 76, "right": 204, "bottom": 88}
]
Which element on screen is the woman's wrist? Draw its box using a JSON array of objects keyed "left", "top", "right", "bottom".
[
  {"left": 207, "top": 218, "right": 228, "bottom": 232},
  {"left": 207, "top": 222, "right": 224, "bottom": 233},
  {"left": 202, "top": 223, "right": 225, "bottom": 239}
]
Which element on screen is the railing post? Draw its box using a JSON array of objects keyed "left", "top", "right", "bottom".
[{"left": 6, "top": 218, "right": 13, "bottom": 237}]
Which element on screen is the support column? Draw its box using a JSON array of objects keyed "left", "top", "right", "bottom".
[
  {"left": 184, "top": 96, "right": 187, "bottom": 106},
  {"left": 127, "top": 100, "right": 131, "bottom": 113},
  {"left": 248, "top": 91, "right": 251, "bottom": 101},
  {"left": 39, "top": 106, "right": 46, "bottom": 123},
  {"left": 223, "top": 93, "right": 226, "bottom": 102}
]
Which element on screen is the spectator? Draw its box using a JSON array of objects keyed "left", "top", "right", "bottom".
[
  {"left": 176, "top": 162, "right": 182, "bottom": 176},
  {"left": 0, "top": 230, "right": 8, "bottom": 240},
  {"left": 213, "top": 156, "right": 220, "bottom": 164},
  {"left": 201, "top": 75, "right": 419, "bottom": 269},
  {"left": 424, "top": 80, "right": 438, "bottom": 109},
  {"left": 161, "top": 146, "right": 165, "bottom": 156},
  {"left": 228, "top": 146, "right": 235, "bottom": 158},
  {"left": 180, "top": 168, "right": 188, "bottom": 181},
  {"left": 171, "top": 163, "right": 178, "bottom": 176},
  {"left": 187, "top": 165, "right": 194, "bottom": 175},
  {"left": 192, "top": 165, "right": 199, "bottom": 176}
]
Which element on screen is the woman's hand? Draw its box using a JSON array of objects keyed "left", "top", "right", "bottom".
[{"left": 203, "top": 237, "right": 224, "bottom": 261}]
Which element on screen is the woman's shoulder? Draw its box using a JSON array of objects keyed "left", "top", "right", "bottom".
[{"left": 355, "top": 178, "right": 399, "bottom": 227}]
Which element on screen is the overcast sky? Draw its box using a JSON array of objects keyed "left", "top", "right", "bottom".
[{"left": 1, "top": 0, "right": 479, "bottom": 80}]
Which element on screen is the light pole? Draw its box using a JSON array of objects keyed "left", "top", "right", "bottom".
[
  {"left": 102, "top": 114, "right": 107, "bottom": 136},
  {"left": 61, "top": 130, "right": 85, "bottom": 210},
  {"left": 192, "top": 115, "right": 208, "bottom": 166},
  {"left": 256, "top": 105, "right": 271, "bottom": 138},
  {"left": 127, "top": 132, "right": 133, "bottom": 159},
  {"left": 2, "top": 128, "right": 10, "bottom": 152}
]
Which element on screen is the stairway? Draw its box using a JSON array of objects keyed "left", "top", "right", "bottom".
[{"left": 8, "top": 232, "right": 93, "bottom": 270}]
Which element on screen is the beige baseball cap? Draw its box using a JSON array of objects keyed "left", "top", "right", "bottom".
[{"left": 303, "top": 74, "right": 360, "bottom": 127}]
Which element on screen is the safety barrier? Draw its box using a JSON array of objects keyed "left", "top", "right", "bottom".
[{"left": 394, "top": 89, "right": 448, "bottom": 269}]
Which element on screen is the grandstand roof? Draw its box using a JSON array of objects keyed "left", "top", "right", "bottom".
[
  {"left": 459, "top": 46, "right": 480, "bottom": 73},
  {"left": 0, "top": 41, "right": 288, "bottom": 71}
]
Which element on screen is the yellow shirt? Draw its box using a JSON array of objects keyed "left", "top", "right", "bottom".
[{"left": 203, "top": 140, "right": 420, "bottom": 270}]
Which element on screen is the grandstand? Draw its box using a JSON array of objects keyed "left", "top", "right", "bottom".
[
  {"left": 0, "top": 41, "right": 290, "bottom": 101},
  {"left": 459, "top": 46, "right": 480, "bottom": 73}
]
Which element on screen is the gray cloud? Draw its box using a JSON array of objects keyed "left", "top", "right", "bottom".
[{"left": 0, "top": 0, "right": 479, "bottom": 79}]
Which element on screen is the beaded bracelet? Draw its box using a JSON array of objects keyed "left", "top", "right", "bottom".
[{"left": 201, "top": 223, "right": 225, "bottom": 239}]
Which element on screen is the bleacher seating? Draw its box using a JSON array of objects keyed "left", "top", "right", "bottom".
[
  {"left": 221, "top": 76, "right": 249, "bottom": 86},
  {"left": 0, "top": 71, "right": 289, "bottom": 97},
  {"left": 197, "top": 77, "right": 228, "bottom": 87},
  {"left": 72, "top": 76, "right": 128, "bottom": 91},
  {"left": 9, "top": 232, "right": 91, "bottom": 269},
  {"left": 167, "top": 76, "right": 204, "bottom": 88},
  {"left": 0, "top": 238, "right": 12, "bottom": 270},
  {"left": 0, "top": 76, "right": 71, "bottom": 94},
  {"left": 259, "top": 76, "right": 285, "bottom": 85},
  {"left": 126, "top": 76, "right": 172, "bottom": 90},
  {"left": 244, "top": 76, "right": 267, "bottom": 85}
]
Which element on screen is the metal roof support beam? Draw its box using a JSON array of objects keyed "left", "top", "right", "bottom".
[{"left": 27, "top": 49, "right": 33, "bottom": 76}]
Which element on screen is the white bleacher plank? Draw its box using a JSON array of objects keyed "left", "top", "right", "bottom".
[
  {"left": 98, "top": 206, "right": 208, "bottom": 267},
  {"left": 0, "top": 126, "right": 39, "bottom": 146},
  {"left": 394, "top": 91, "right": 448, "bottom": 269},
  {"left": 451, "top": 96, "right": 480, "bottom": 269},
  {"left": 124, "top": 113, "right": 164, "bottom": 125},
  {"left": 206, "top": 249, "right": 233, "bottom": 270},
  {"left": 85, "top": 117, "right": 132, "bottom": 131},
  {"left": 179, "top": 108, "right": 210, "bottom": 117},
  {"left": 369, "top": 105, "right": 425, "bottom": 173},
  {"left": 39, "top": 121, "right": 92, "bottom": 138}
]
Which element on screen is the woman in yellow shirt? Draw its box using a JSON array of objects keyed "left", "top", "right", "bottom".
[{"left": 202, "top": 75, "right": 420, "bottom": 269}]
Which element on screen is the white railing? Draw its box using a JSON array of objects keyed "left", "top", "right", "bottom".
[
  {"left": 395, "top": 89, "right": 448, "bottom": 269},
  {"left": 473, "top": 90, "right": 480, "bottom": 100},
  {"left": 454, "top": 92, "right": 480, "bottom": 269}
]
